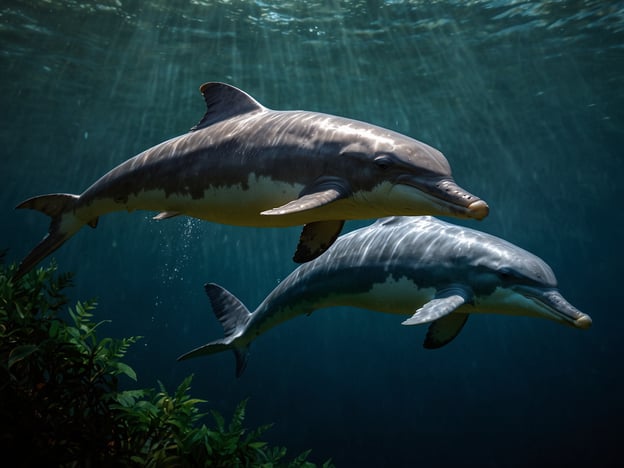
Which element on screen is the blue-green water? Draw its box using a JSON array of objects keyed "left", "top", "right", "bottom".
[{"left": 1, "top": 1, "right": 623, "bottom": 466}]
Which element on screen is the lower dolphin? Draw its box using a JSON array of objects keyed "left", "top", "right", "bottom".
[
  {"left": 15, "top": 82, "right": 488, "bottom": 279},
  {"left": 179, "top": 216, "right": 592, "bottom": 376}
]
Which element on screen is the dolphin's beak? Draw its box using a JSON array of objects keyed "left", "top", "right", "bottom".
[
  {"left": 465, "top": 199, "right": 490, "bottom": 220},
  {"left": 518, "top": 286, "right": 592, "bottom": 329},
  {"left": 399, "top": 176, "right": 490, "bottom": 220}
]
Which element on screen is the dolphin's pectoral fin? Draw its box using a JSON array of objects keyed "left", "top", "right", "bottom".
[
  {"left": 293, "top": 220, "right": 345, "bottom": 263},
  {"left": 401, "top": 295, "right": 465, "bottom": 326},
  {"left": 261, "top": 177, "right": 351, "bottom": 216},
  {"left": 260, "top": 191, "right": 342, "bottom": 215},
  {"left": 153, "top": 211, "right": 182, "bottom": 220},
  {"left": 424, "top": 314, "right": 469, "bottom": 349},
  {"left": 402, "top": 287, "right": 471, "bottom": 326}
]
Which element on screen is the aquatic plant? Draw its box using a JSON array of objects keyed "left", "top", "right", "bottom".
[{"left": 0, "top": 253, "right": 333, "bottom": 467}]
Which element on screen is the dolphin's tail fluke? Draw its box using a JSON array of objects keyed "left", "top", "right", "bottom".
[
  {"left": 15, "top": 193, "right": 93, "bottom": 280},
  {"left": 178, "top": 283, "right": 252, "bottom": 377}
]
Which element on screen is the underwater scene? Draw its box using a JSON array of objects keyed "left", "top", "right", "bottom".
[{"left": 1, "top": 0, "right": 623, "bottom": 466}]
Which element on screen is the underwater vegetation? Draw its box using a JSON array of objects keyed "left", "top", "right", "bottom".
[{"left": 0, "top": 253, "right": 333, "bottom": 467}]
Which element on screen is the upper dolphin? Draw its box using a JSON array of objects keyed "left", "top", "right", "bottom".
[
  {"left": 180, "top": 216, "right": 591, "bottom": 376},
  {"left": 15, "top": 82, "right": 488, "bottom": 278}
]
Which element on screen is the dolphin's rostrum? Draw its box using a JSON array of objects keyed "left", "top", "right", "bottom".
[
  {"left": 179, "top": 217, "right": 591, "bottom": 377},
  {"left": 15, "top": 82, "right": 488, "bottom": 278}
]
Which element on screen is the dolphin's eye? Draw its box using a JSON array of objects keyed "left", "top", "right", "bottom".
[{"left": 374, "top": 155, "right": 394, "bottom": 170}]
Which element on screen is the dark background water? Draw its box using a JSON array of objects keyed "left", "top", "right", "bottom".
[{"left": 1, "top": 1, "right": 623, "bottom": 466}]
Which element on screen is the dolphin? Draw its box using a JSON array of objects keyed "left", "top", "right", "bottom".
[
  {"left": 15, "top": 82, "right": 488, "bottom": 278},
  {"left": 179, "top": 216, "right": 592, "bottom": 376}
]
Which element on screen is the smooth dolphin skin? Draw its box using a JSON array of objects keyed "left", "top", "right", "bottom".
[
  {"left": 179, "top": 216, "right": 591, "bottom": 377},
  {"left": 15, "top": 82, "right": 488, "bottom": 278}
]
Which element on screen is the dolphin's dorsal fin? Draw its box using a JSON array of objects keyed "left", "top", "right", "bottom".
[
  {"left": 401, "top": 286, "right": 472, "bottom": 326},
  {"left": 190, "top": 82, "right": 264, "bottom": 131},
  {"left": 424, "top": 314, "right": 469, "bottom": 349}
]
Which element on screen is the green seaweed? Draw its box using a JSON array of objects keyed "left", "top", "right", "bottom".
[{"left": 0, "top": 255, "right": 333, "bottom": 467}]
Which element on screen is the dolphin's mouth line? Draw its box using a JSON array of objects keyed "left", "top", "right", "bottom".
[
  {"left": 517, "top": 286, "right": 592, "bottom": 329},
  {"left": 397, "top": 176, "right": 489, "bottom": 220}
]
